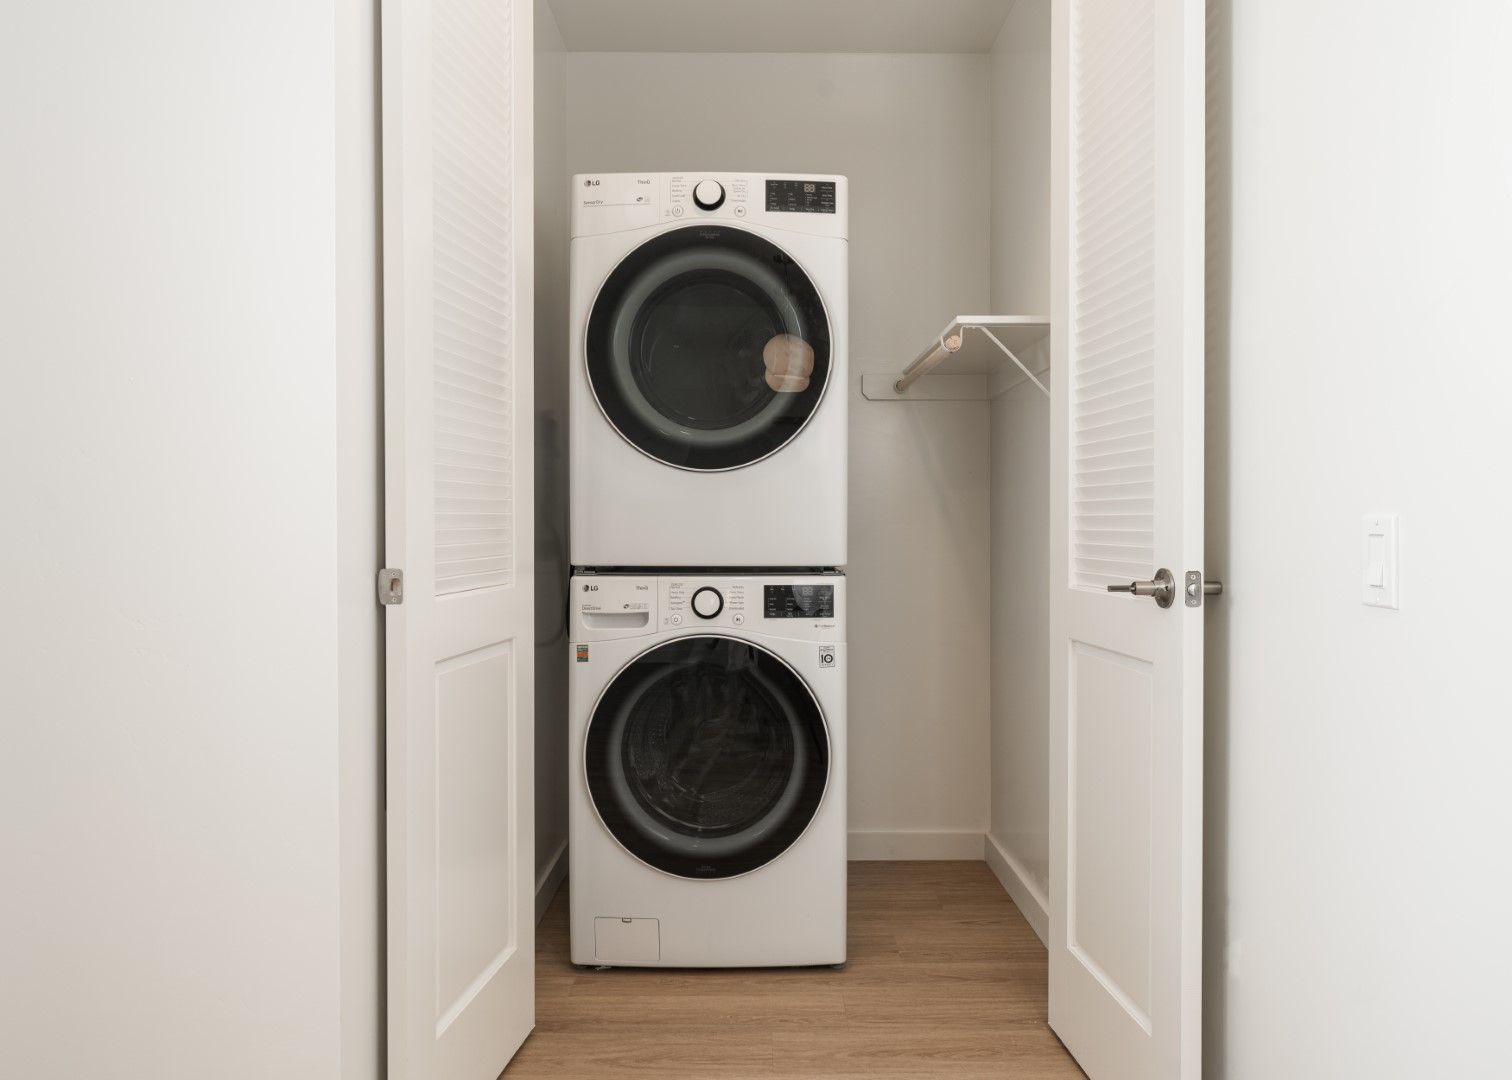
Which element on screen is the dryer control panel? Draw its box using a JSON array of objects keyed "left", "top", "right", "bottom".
[{"left": 571, "top": 172, "right": 848, "bottom": 239}]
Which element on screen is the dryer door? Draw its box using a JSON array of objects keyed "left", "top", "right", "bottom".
[
  {"left": 585, "top": 225, "right": 832, "bottom": 471},
  {"left": 585, "top": 636, "right": 830, "bottom": 879}
]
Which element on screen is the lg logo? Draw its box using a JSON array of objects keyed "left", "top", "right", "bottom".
[
  {"left": 583, "top": 178, "right": 601, "bottom": 187},
  {"left": 582, "top": 583, "right": 599, "bottom": 592}
]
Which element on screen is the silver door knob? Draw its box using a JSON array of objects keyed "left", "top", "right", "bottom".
[{"left": 1107, "top": 567, "right": 1176, "bottom": 608}]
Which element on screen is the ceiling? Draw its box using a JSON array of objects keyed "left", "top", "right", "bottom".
[{"left": 544, "top": 0, "right": 1019, "bottom": 54}]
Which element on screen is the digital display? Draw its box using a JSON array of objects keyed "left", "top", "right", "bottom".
[
  {"left": 765, "top": 179, "right": 837, "bottom": 214},
  {"left": 764, "top": 584, "right": 835, "bottom": 619}
]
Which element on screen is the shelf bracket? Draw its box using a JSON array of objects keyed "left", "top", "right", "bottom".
[
  {"left": 970, "top": 325, "right": 1049, "bottom": 399},
  {"left": 869, "top": 316, "right": 1051, "bottom": 402}
]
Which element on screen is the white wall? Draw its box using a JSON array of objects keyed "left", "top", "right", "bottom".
[
  {"left": 986, "top": 0, "right": 1053, "bottom": 914},
  {"left": 989, "top": 0, "right": 1052, "bottom": 320},
  {"left": 533, "top": 0, "right": 572, "bottom": 913},
  {"left": 988, "top": 373, "right": 1050, "bottom": 905},
  {"left": 563, "top": 53, "right": 994, "bottom": 850},
  {"left": 1206, "top": 2, "right": 1512, "bottom": 1076},
  {"left": 0, "top": 4, "right": 345, "bottom": 1079}
]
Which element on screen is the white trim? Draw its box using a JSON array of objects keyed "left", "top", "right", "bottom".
[
  {"left": 985, "top": 833, "right": 1049, "bottom": 946},
  {"left": 847, "top": 830, "right": 985, "bottom": 861},
  {"left": 336, "top": 2, "right": 382, "bottom": 1079},
  {"left": 535, "top": 839, "right": 568, "bottom": 926}
]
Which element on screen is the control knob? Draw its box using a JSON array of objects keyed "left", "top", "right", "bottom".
[
  {"left": 693, "top": 179, "right": 725, "bottom": 211},
  {"left": 690, "top": 586, "right": 724, "bottom": 619}
]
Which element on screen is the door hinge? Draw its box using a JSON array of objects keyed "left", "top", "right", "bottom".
[
  {"left": 1184, "top": 570, "right": 1224, "bottom": 607},
  {"left": 377, "top": 568, "right": 405, "bottom": 606}
]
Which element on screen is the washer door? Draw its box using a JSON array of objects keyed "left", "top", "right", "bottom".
[
  {"left": 585, "top": 636, "right": 829, "bottom": 879},
  {"left": 585, "top": 225, "right": 832, "bottom": 471}
]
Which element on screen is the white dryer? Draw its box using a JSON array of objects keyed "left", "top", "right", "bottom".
[
  {"left": 569, "top": 172, "right": 848, "bottom": 568},
  {"left": 568, "top": 572, "right": 846, "bottom": 968}
]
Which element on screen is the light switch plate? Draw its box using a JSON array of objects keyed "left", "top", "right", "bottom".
[{"left": 1362, "top": 514, "right": 1399, "bottom": 609}]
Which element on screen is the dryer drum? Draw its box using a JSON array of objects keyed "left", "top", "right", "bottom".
[
  {"left": 585, "top": 636, "right": 830, "bottom": 879},
  {"left": 586, "top": 225, "right": 832, "bottom": 471}
]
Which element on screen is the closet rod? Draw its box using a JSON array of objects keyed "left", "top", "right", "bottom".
[{"left": 893, "top": 331, "right": 963, "bottom": 393}]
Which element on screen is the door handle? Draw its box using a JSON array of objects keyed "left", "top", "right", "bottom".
[{"left": 1107, "top": 567, "right": 1176, "bottom": 608}]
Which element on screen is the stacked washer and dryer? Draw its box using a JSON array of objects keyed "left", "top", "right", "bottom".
[{"left": 567, "top": 172, "right": 849, "bottom": 968}]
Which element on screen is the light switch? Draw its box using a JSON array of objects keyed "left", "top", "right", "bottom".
[
  {"left": 1365, "top": 535, "right": 1385, "bottom": 587},
  {"left": 1362, "top": 514, "right": 1399, "bottom": 609}
]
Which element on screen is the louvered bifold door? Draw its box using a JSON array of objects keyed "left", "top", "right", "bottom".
[
  {"left": 381, "top": 0, "right": 536, "bottom": 1077},
  {"left": 1046, "top": 0, "right": 1205, "bottom": 1078}
]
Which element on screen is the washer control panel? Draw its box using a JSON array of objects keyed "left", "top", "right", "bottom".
[
  {"left": 763, "top": 583, "right": 834, "bottom": 619},
  {"left": 660, "top": 575, "right": 841, "bottom": 639},
  {"left": 665, "top": 578, "right": 748, "bottom": 628},
  {"left": 577, "top": 576, "right": 654, "bottom": 616},
  {"left": 573, "top": 574, "right": 844, "bottom": 641}
]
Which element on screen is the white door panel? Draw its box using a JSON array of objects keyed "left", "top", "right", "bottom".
[
  {"left": 382, "top": 0, "right": 535, "bottom": 1077},
  {"left": 1049, "top": 0, "right": 1205, "bottom": 1077}
]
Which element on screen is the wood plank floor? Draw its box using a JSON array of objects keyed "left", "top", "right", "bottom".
[{"left": 505, "top": 861, "right": 1086, "bottom": 1079}]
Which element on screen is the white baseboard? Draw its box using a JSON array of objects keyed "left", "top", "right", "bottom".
[
  {"left": 534, "top": 839, "right": 568, "bottom": 926},
  {"left": 847, "top": 829, "right": 986, "bottom": 861},
  {"left": 985, "top": 832, "right": 1049, "bottom": 946}
]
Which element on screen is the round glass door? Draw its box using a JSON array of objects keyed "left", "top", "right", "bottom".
[
  {"left": 585, "top": 225, "right": 832, "bottom": 471},
  {"left": 585, "top": 636, "right": 830, "bottom": 879}
]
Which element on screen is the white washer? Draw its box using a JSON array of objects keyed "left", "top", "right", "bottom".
[
  {"left": 569, "top": 172, "right": 848, "bottom": 568},
  {"left": 569, "top": 572, "right": 846, "bottom": 968}
]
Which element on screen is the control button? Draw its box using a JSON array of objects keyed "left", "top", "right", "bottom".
[
  {"left": 733, "top": 204, "right": 747, "bottom": 217},
  {"left": 671, "top": 205, "right": 684, "bottom": 217},
  {"left": 693, "top": 180, "right": 725, "bottom": 211},
  {"left": 670, "top": 613, "right": 682, "bottom": 626},
  {"left": 731, "top": 612, "right": 744, "bottom": 626},
  {"left": 690, "top": 587, "right": 724, "bottom": 619}
]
